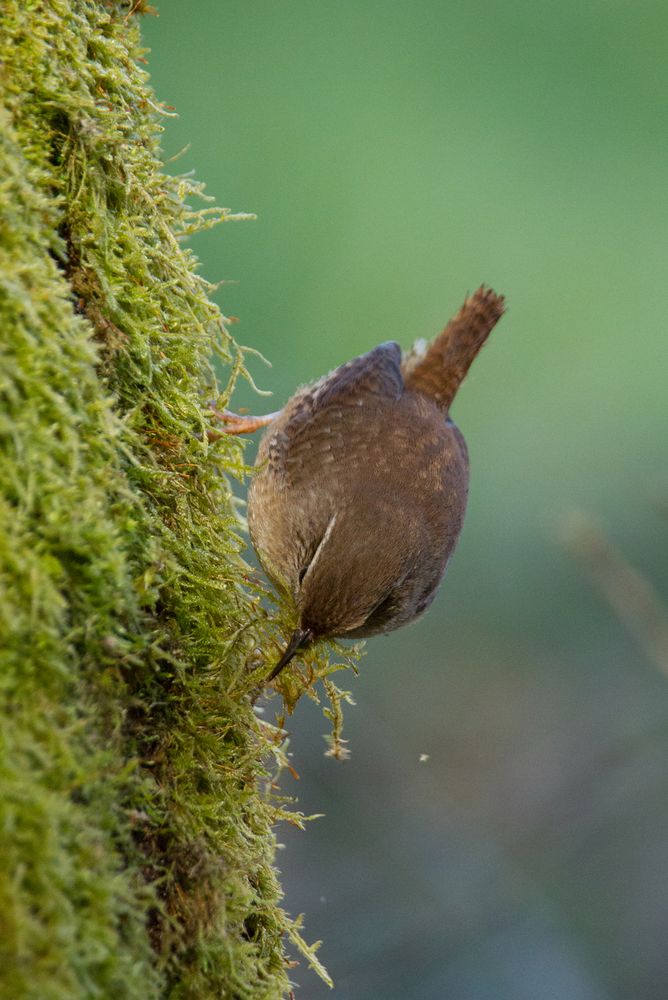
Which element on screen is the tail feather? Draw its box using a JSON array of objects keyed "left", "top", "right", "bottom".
[{"left": 402, "top": 286, "right": 505, "bottom": 410}]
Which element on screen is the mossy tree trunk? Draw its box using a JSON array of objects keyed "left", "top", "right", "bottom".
[{"left": 0, "top": 3, "right": 324, "bottom": 997}]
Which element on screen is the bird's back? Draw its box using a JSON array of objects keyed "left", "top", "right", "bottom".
[{"left": 248, "top": 342, "right": 469, "bottom": 636}]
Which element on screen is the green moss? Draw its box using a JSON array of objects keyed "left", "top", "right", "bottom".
[{"left": 0, "top": 1, "right": 345, "bottom": 996}]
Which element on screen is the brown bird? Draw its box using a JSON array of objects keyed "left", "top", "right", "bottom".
[{"left": 214, "top": 286, "right": 505, "bottom": 681}]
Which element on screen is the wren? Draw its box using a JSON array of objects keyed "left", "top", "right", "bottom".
[{"left": 214, "top": 286, "right": 505, "bottom": 681}]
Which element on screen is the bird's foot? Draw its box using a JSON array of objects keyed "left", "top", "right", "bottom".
[{"left": 207, "top": 406, "right": 280, "bottom": 436}]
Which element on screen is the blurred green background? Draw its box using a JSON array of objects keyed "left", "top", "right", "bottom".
[{"left": 145, "top": 3, "right": 668, "bottom": 997}]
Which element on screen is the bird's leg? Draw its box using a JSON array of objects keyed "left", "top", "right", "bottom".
[{"left": 207, "top": 407, "right": 281, "bottom": 436}]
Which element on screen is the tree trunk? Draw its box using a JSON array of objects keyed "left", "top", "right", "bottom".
[{"left": 0, "top": 3, "right": 313, "bottom": 996}]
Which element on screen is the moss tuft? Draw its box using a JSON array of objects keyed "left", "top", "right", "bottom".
[{"left": 0, "top": 1, "right": 352, "bottom": 996}]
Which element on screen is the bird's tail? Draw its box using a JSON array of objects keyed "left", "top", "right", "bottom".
[{"left": 402, "top": 286, "right": 505, "bottom": 411}]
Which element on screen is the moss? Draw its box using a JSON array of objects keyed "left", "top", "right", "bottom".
[{"left": 0, "top": 1, "right": 344, "bottom": 996}]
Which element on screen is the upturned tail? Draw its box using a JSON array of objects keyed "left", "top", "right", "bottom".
[{"left": 402, "top": 286, "right": 505, "bottom": 410}]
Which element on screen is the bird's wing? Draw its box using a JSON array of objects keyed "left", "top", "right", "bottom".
[
  {"left": 309, "top": 341, "right": 404, "bottom": 409},
  {"left": 259, "top": 342, "right": 404, "bottom": 485}
]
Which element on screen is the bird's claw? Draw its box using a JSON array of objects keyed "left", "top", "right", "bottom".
[{"left": 207, "top": 405, "right": 280, "bottom": 436}]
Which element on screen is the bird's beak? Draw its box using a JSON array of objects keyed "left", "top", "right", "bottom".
[{"left": 267, "top": 627, "right": 314, "bottom": 682}]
